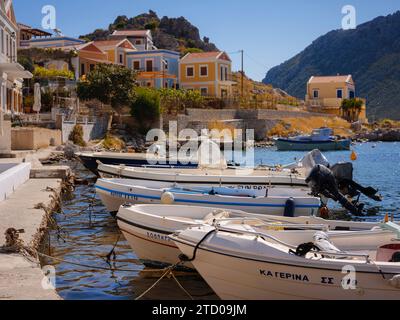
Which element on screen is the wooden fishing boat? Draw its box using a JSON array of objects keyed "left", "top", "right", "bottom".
[{"left": 275, "top": 128, "right": 351, "bottom": 151}]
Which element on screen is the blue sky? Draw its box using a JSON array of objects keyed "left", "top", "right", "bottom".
[{"left": 14, "top": 0, "right": 400, "bottom": 81}]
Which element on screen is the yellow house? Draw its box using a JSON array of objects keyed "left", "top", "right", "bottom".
[
  {"left": 179, "top": 51, "right": 235, "bottom": 98},
  {"left": 93, "top": 39, "right": 136, "bottom": 66},
  {"left": 305, "top": 75, "right": 367, "bottom": 122}
]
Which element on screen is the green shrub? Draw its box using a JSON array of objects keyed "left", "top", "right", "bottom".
[
  {"left": 33, "top": 66, "right": 74, "bottom": 80},
  {"left": 102, "top": 134, "right": 126, "bottom": 151},
  {"left": 40, "top": 89, "right": 53, "bottom": 112},
  {"left": 182, "top": 47, "right": 204, "bottom": 57},
  {"left": 130, "top": 88, "right": 160, "bottom": 134},
  {"left": 69, "top": 125, "right": 86, "bottom": 147},
  {"left": 23, "top": 96, "right": 34, "bottom": 110}
]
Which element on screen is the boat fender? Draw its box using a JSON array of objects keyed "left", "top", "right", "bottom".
[
  {"left": 161, "top": 192, "right": 175, "bottom": 205},
  {"left": 284, "top": 198, "right": 295, "bottom": 217},
  {"left": 320, "top": 206, "right": 330, "bottom": 219},
  {"left": 389, "top": 275, "right": 400, "bottom": 289}
]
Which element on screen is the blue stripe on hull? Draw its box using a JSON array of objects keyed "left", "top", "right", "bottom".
[{"left": 95, "top": 185, "right": 320, "bottom": 209}]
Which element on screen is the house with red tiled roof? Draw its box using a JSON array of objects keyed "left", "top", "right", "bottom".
[
  {"left": 110, "top": 29, "right": 155, "bottom": 51},
  {"left": 306, "top": 75, "right": 367, "bottom": 122},
  {"left": 93, "top": 39, "right": 136, "bottom": 65},
  {"left": 71, "top": 42, "right": 110, "bottom": 79},
  {"left": 179, "top": 51, "right": 235, "bottom": 98}
]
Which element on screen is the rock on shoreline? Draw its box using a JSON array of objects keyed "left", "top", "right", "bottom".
[{"left": 352, "top": 129, "right": 400, "bottom": 142}]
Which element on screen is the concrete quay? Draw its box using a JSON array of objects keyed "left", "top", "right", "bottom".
[
  {"left": 0, "top": 148, "right": 68, "bottom": 300},
  {"left": 0, "top": 178, "right": 62, "bottom": 300}
]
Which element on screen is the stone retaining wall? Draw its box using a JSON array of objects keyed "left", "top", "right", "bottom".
[
  {"left": 161, "top": 108, "right": 338, "bottom": 141},
  {"left": 11, "top": 127, "right": 62, "bottom": 150},
  {"left": 60, "top": 115, "right": 111, "bottom": 143}
]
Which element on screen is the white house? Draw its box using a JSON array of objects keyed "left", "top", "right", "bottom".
[{"left": 0, "top": 0, "right": 32, "bottom": 154}]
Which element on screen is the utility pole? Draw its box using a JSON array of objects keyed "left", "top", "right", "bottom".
[{"left": 240, "top": 50, "right": 244, "bottom": 98}]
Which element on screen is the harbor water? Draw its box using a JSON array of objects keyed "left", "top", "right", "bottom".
[{"left": 43, "top": 142, "right": 400, "bottom": 300}]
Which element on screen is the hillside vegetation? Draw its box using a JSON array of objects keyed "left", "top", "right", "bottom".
[
  {"left": 80, "top": 10, "right": 218, "bottom": 55},
  {"left": 263, "top": 11, "right": 400, "bottom": 120}
]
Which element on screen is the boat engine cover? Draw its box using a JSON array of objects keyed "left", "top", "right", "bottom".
[
  {"left": 331, "top": 162, "right": 354, "bottom": 181},
  {"left": 300, "top": 150, "right": 330, "bottom": 175},
  {"left": 313, "top": 231, "right": 342, "bottom": 254}
]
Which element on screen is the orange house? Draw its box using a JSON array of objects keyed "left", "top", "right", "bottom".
[
  {"left": 93, "top": 39, "right": 136, "bottom": 66},
  {"left": 72, "top": 42, "right": 111, "bottom": 79}
]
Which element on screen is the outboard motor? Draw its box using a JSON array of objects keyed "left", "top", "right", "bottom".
[
  {"left": 299, "top": 149, "right": 330, "bottom": 176},
  {"left": 306, "top": 165, "right": 364, "bottom": 215},
  {"left": 331, "top": 162, "right": 382, "bottom": 202}
]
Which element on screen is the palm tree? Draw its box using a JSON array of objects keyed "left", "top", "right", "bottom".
[{"left": 341, "top": 98, "right": 363, "bottom": 122}]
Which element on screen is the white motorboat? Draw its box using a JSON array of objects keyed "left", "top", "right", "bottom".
[
  {"left": 117, "top": 204, "right": 399, "bottom": 271},
  {"left": 76, "top": 151, "right": 198, "bottom": 176},
  {"left": 171, "top": 223, "right": 400, "bottom": 300},
  {"left": 97, "top": 163, "right": 308, "bottom": 188},
  {"left": 96, "top": 178, "right": 320, "bottom": 216}
]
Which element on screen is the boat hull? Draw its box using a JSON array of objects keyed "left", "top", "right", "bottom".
[
  {"left": 77, "top": 153, "right": 198, "bottom": 176},
  {"left": 98, "top": 164, "right": 307, "bottom": 188},
  {"left": 117, "top": 215, "right": 195, "bottom": 269},
  {"left": 173, "top": 233, "right": 400, "bottom": 300},
  {"left": 275, "top": 139, "right": 351, "bottom": 151},
  {"left": 96, "top": 179, "right": 320, "bottom": 216}
]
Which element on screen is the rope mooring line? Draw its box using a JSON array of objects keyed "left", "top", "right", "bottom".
[
  {"left": 35, "top": 250, "right": 140, "bottom": 272},
  {"left": 134, "top": 261, "right": 194, "bottom": 301},
  {"left": 134, "top": 266, "right": 176, "bottom": 300}
]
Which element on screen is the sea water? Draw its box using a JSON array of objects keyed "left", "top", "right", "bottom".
[{"left": 44, "top": 142, "right": 399, "bottom": 300}]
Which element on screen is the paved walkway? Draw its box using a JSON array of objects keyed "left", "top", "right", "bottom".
[{"left": 0, "top": 179, "right": 61, "bottom": 300}]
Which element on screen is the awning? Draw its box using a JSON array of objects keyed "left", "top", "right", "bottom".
[{"left": 0, "top": 63, "right": 33, "bottom": 79}]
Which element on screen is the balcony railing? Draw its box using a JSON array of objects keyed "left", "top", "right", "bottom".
[
  {"left": 306, "top": 97, "right": 366, "bottom": 109},
  {"left": 133, "top": 67, "right": 163, "bottom": 72}
]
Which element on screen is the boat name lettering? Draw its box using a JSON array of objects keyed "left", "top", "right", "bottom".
[
  {"left": 147, "top": 232, "right": 172, "bottom": 242},
  {"left": 238, "top": 185, "right": 267, "bottom": 190},
  {"left": 321, "top": 277, "right": 335, "bottom": 285},
  {"left": 260, "top": 269, "right": 310, "bottom": 282},
  {"left": 110, "top": 191, "right": 138, "bottom": 201}
]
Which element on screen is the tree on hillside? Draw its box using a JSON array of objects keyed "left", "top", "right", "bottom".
[
  {"left": 130, "top": 88, "right": 161, "bottom": 134},
  {"left": 77, "top": 64, "right": 137, "bottom": 116},
  {"left": 341, "top": 98, "right": 364, "bottom": 122}
]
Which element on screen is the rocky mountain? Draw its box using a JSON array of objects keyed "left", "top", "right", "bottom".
[
  {"left": 263, "top": 11, "right": 400, "bottom": 120},
  {"left": 80, "top": 10, "right": 218, "bottom": 55}
]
